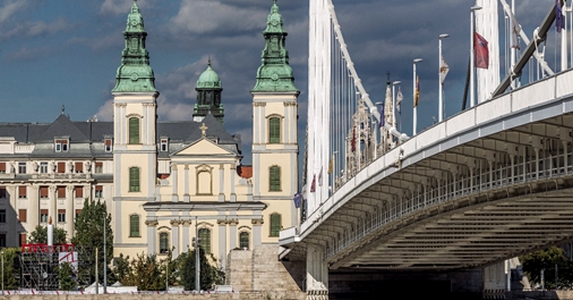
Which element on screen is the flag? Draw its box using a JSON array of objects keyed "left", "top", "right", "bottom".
[
  {"left": 327, "top": 154, "right": 334, "bottom": 174},
  {"left": 293, "top": 192, "right": 301, "bottom": 208},
  {"left": 439, "top": 55, "right": 450, "bottom": 85},
  {"left": 396, "top": 86, "right": 404, "bottom": 113},
  {"left": 556, "top": 0, "right": 565, "bottom": 32},
  {"left": 310, "top": 175, "right": 316, "bottom": 193},
  {"left": 474, "top": 32, "right": 489, "bottom": 69},
  {"left": 413, "top": 76, "right": 420, "bottom": 107},
  {"left": 510, "top": 15, "right": 520, "bottom": 49},
  {"left": 318, "top": 168, "right": 323, "bottom": 186}
]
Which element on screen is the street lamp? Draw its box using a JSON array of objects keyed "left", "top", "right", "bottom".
[
  {"left": 438, "top": 33, "right": 449, "bottom": 122},
  {"left": 103, "top": 211, "right": 107, "bottom": 294},
  {"left": 392, "top": 81, "right": 401, "bottom": 130},
  {"left": 470, "top": 5, "right": 482, "bottom": 108},
  {"left": 412, "top": 58, "right": 423, "bottom": 135},
  {"left": 1, "top": 250, "right": 4, "bottom": 295}
]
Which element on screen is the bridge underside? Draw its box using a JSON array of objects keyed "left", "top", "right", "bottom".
[{"left": 288, "top": 109, "right": 573, "bottom": 272}]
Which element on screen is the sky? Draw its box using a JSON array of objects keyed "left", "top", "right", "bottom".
[{"left": 0, "top": 0, "right": 563, "bottom": 164}]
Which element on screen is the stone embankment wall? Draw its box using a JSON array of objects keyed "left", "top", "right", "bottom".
[
  {"left": 0, "top": 293, "right": 293, "bottom": 300},
  {"left": 226, "top": 244, "right": 305, "bottom": 299}
]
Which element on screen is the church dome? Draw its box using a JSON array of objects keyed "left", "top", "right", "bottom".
[{"left": 196, "top": 64, "right": 222, "bottom": 89}]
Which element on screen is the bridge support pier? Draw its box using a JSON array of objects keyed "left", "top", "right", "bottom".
[
  {"left": 483, "top": 260, "right": 508, "bottom": 298},
  {"left": 306, "top": 244, "right": 329, "bottom": 300}
]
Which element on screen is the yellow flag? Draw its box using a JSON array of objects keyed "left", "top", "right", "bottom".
[
  {"left": 327, "top": 154, "right": 334, "bottom": 174},
  {"left": 414, "top": 75, "right": 420, "bottom": 107}
]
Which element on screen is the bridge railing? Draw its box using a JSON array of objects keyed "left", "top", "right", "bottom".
[{"left": 327, "top": 146, "right": 573, "bottom": 258}]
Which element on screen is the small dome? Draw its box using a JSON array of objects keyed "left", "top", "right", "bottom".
[{"left": 197, "top": 64, "right": 221, "bottom": 89}]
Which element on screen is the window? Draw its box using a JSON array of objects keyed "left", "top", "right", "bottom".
[
  {"left": 269, "top": 166, "right": 281, "bottom": 191},
  {"left": 58, "top": 209, "right": 66, "bottom": 223},
  {"left": 270, "top": 213, "right": 281, "bottom": 237},
  {"left": 130, "top": 215, "right": 140, "bottom": 237},
  {"left": 197, "top": 171, "right": 212, "bottom": 195},
  {"left": 269, "top": 117, "right": 281, "bottom": 143},
  {"left": 20, "top": 234, "right": 26, "bottom": 247},
  {"left": 0, "top": 187, "right": 5, "bottom": 199},
  {"left": 198, "top": 228, "right": 211, "bottom": 254},
  {"left": 19, "top": 209, "right": 27, "bottom": 222},
  {"left": 40, "top": 209, "right": 48, "bottom": 223},
  {"left": 129, "top": 117, "right": 140, "bottom": 144},
  {"left": 40, "top": 162, "right": 48, "bottom": 174},
  {"left": 95, "top": 185, "right": 103, "bottom": 198},
  {"left": 104, "top": 139, "right": 112, "bottom": 152},
  {"left": 57, "top": 186, "right": 66, "bottom": 199},
  {"left": 95, "top": 162, "right": 103, "bottom": 174},
  {"left": 0, "top": 162, "right": 6, "bottom": 174},
  {"left": 159, "top": 232, "right": 169, "bottom": 253},
  {"left": 0, "top": 234, "right": 5, "bottom": 248},
  {"left": 75, "top": 162, "right": 83, "bottom": 173},
  {"left": 18, "top": 186, "right": 27, "bottom": 199},
  {"left": 18, "top": 162, "right": 26, "bottom": 174},
  {"left": 160, "top": 138, "right": 168, "bottom": 152},
  {"left": 129, "top": 167, "right": 140, "bottom": 192},
  {"left": 57, "top": 162, "right": 65, "bottom": 173},
  {"left": 239, "top": 232, "right": 250, "bottom": 250},
  {"left": 55, "top": 139, "right": 69, "bottom": 152},
  {"left": 0, "top": 210, "right": 5, "bottom": 223},
  {"left": 75, "top": 209, "right": 82, "bottom": 219},
  {"left": 74, "top": 186, "right": 83, "bottom": 198},
  {"left": 40, "top": 186, "right": 49, "bottom": 199}
]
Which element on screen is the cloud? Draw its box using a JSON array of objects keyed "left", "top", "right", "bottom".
[
  {"left": 100, "top": 0, "right": 134, "bottom": 15},
  {"left": 0, "top": 0, "right": 28, "bottom": 24},
  {"left": 95, "top": 99, "right": 114, "bottom": 122},
  {"left": 4, "top": 45, "right": 52, "bottom": 61}
]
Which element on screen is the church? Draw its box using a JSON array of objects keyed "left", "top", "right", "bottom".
[{"left": 0, "top": 0, "right": 299, "bottom": 266}]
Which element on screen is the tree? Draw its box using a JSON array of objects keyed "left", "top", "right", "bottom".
[
  {"left": 520, "top": 246, "right": 573, "bottom": 289},
  {"left": 1, "top": 248, "right": 20, "bottom": 290},
  {"left": 72, "top": 198, "right": 113, "bottom": 286},
  {"left": 179, "top": 248, "right": 224, "bottom": 291},
  {"left": 28, "top": 225, "right": 68, "bottom": 244},
  {"left": 122, "top": 252, "right": 165, "bottom": 291},
  {"left": 57, "top": 262, "right": 77, "bottom": 291}
]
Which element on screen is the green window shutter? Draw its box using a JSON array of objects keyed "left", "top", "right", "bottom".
[
  {"left": 269, "top": 117, "right": 281, "bottom": 144},
  {"left": 129, "top": 167, "right": 140, "bottom": 192},
  {"left": 129, "top": 117, "right": 140, "bottom": 144},
  {"left": 199, "top": 228, "right": 211, "bottom": 254},
  {"left": 270, "top": 213, "right": 281, "bottom": 237},
  {"left": 269, "top": 166, "right": 281, "bottom": 191},
  {"left": 130, "top": 215, "right": 140, "bottom": 237},
  {"left": 239, "top": 232, "right": 249, "bottom": 249}
]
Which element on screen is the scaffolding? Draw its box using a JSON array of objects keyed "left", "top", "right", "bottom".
[{"left": 19, "top": 244, "right": 92, "bottom": 290}]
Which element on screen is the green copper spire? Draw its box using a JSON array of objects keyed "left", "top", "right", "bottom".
[
  {"left": 252, "top": 0, "right": 298, "bottom": 93},
  {"left": 194, "top": 60, "right": 224, "bottom": 124},
  {"left": 112, "top": 0, "right": 157, "bottom": 93}
]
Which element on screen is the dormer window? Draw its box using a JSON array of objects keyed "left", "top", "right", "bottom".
[
  {"left": 160, "top": 138, "right": 169, "bottom": 152},
  {"left": 210, "top": 138, "right": 218, "bottom": 144},
  {"left": 105, "top": 139, "right": 113, "bottom": 152},
  {"left": 55, "top": 139, "right": 69, "bottom": 152}
]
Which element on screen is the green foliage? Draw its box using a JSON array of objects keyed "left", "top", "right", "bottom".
[
  {"left": 72, "top": 198, "right": 113, "bottom": 286},
  {"left": 112, "top": 253, "right": 131, "bottom": 285},
  {"left": 28, "top": 225, "right": 68, "bottom": 244},
  {"left": 57, "top": 262, "right": 77, "bottom": 291},
  {"left": 122, "top": 252, "right": 165, "bottom": 291},
  {"left": 1, "top": 248, "right": 20, "bottom": 290},
  {"left": 520, "top": 246, "right": 573, "bottom": 289},
  {"left": 179, "top": 248, "right": 224, "bottom": 291}
]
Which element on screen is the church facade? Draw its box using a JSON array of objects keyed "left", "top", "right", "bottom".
[{"left": 0, "top": 0, "right": 299, "bottom": 266}]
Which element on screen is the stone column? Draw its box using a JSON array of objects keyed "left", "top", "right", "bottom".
[
  {"left": 228, "top": 219, "right": 238, "bottom": 250},
  {"left": 146, "top": 220, "right": 158, "bottom": 254},
  {"left": 66, "top": 185, "right": 74, "bottom": 239},
  {"left": 49, "top": 186, "right": 56, "bottom": 226},
  {"left": 218, "top": 164, "right": 225, "bottom": 202},
  {"left": 28, "top": 185, "right": 39, "bottom": 228},
  {"left": 184, "top": 165, "right": 190, "bottom": 202},
  {"left": 217, "top": 219, "right": 227, "bottom": 267},
  {"left": 306, "top": 243, "right": 329, "bottom": 300},
  {"left": 182, "top": 220, "right": 191, "bottom": 251},
  {"left": 170, "top": 220, "right": 180, "bottom": 259},
  {"left": 171, "top": 163, "right": 178, "bottom": 202},
  {"left": 230, "top": 164, "right": 236, "bottom": 202},
  {"left": 251, "top": 218, "right": 264, "bottom": 246}
]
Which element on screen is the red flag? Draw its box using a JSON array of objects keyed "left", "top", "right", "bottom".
[
  {"left": 310, "top": 175, "right": 316, "bottom": 193},
  {"left": 474, "top": 32, "right": 489, "bottom": 69}
]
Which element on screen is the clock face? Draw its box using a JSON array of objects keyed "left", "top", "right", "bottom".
[{"left": 130, "top": 18, "right": 138, "bottom": 26}]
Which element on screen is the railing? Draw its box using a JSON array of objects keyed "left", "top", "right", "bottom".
[{"left": 326, "top": 148, "right": 573, "bottom": 258}]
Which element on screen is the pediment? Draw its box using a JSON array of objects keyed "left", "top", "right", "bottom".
[{"left": 173, "top": 138, "right": 233, "bottom": 156}]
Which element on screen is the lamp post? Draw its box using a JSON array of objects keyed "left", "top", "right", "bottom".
[
  {"left": 438, "top": 33, "right": 449, "bottom": 122},
  {"left": 103, "top": 211, "right": 107, "bottom": 294},
  {"left": 412, "top": 58, "right": 423, "bottom": 135},
  {"left": 470, "top": 5, "right": 482, "bottom": 108},
  {"left": 392, "top": 81, "right": 401, "bottom": 130},
  {"left": 2, "top": 250, "right": 4, "bottom": 295}
]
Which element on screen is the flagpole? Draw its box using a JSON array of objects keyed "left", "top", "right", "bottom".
[
  {"left": 438, "top": 33, "right": 449, "bottom": 122},
  {"left": 392, "top": 81, "right": 401, "bottom": 129},
  {"left": 470, "top": 5, "right": 482, "bottom": 108},
  {"left": 413, "top": 58, "right": 422, "bottom": 135}
]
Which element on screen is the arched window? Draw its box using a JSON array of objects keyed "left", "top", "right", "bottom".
[
  {"left": 239, "top": 232, "right": 250, "bottom": 250},
  {"left": 268, "top": 117, "right": 281, "bottom": 144},
  {"left": 129, "top": 214, "right": 140, "bottom": 237},
  {"left": 159, "top": 232, "right": 169, "bottom": 253},
  {"left": 198, "top": 228, "right": 211, "bottom": 254},
  {"left": 269, "top": 166, "right": 281, "bottom": 191},
  {"left": 129, "top": 167, "right": 140, "bottom": 192},
  {"left": 129, "top": 117, "right": 140, "bottom": 144},
  {"left": 270, "top": 213, "right": 281, "bottom": 237}
]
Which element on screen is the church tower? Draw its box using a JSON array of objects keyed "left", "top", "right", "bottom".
[
  {"left": 111, "top": 0, "right": 159, "bottom": 254},
  {"left": 193, "top": 61, "right": 224, "bottom": 124},
  {"left": 252, "top": 0, "right": 300, "bottom": 238}
]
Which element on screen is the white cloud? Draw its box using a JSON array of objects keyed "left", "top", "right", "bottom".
[
  {"left": 95, "top": 99, "right": 114, "bottom": 122},
  {"left": 100, "top": 0, "right": 133, "bottom": 15},
  {"left": 0, "top": 0, "right": 28, "bottom": 24}
]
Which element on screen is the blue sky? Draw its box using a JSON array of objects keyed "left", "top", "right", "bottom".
[{"left": 0, "top": 0, "right": 560, "bottom": 164}]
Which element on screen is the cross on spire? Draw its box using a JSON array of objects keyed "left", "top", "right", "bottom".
[{"left": 200, "top": 123, "right": 208, "bottom": 137}]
